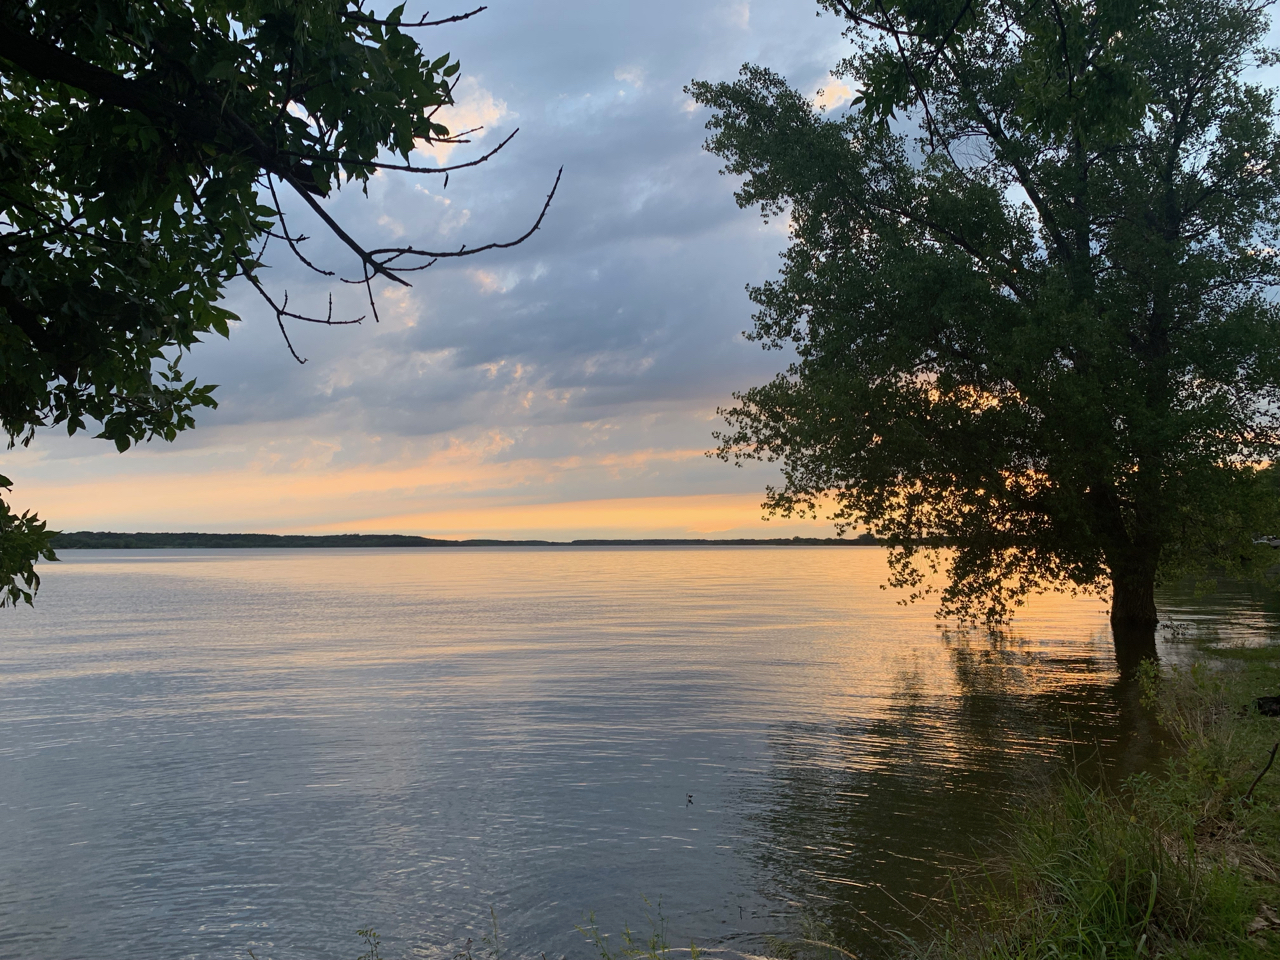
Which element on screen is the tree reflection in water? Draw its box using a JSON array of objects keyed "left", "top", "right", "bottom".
[{"left": 743, "top": 629, "right": 1169, "bottom": 959}]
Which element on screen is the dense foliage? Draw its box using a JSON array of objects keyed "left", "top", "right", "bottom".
[
  {"left": 692, "top": 0, "right": 1280, "bottom": 641},
  {"left": 0, "top": 0, "right": 550, "bottom": 605}
]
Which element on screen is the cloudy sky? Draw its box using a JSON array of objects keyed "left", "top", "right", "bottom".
[{"left": 6, "top": 0, "right": 863, "bottom": 539}]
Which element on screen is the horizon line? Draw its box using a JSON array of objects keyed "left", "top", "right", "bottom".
[{"left": 50, "top": 530, "right": 884, "bottom": 548}]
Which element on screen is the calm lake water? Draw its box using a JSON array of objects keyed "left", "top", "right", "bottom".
[{"left": 1, "top": 547, "right": 1276, "bottom": 960}]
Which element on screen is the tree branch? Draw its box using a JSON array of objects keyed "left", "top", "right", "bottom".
[
  {"left": 283, "top": 172, "right": 411, "bottom": 285},
  {"left": 343, "top": 6, "right": 487, "bottom": 28},
  {"left": 0, "top": 22, "right": 324, "bottom": 193},
  {"left": 265, "top": 174, "right": 335, "bottom": 277},
  {"left": 278, "top": 127, "right": 519, "bottom": 176},
  {"left": 367, "top": 166, "right": 562, "bottom": 262}
]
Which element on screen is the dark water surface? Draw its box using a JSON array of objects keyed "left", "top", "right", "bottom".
[{"left": 0, "top": 547, "right": 1274, "bottom": 960}]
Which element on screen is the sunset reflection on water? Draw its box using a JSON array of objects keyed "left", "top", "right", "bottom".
[{"left": 0, "top": 547, "right": 1263, "bottom": 960}]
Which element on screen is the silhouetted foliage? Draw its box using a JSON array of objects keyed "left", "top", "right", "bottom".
[
  {"left": 692, "top": 0, "right": 1280, "bottom": 650},
  {"left": 0, "top": 0, "right": 559, "bottom": 605}
]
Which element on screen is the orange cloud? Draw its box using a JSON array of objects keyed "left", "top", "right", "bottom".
[{"left": 6, "top": 445, "right": 835, "bottom": 539}]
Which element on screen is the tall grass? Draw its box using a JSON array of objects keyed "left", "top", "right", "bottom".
[
  {"left": 910, "top": 779, "right": 1257, "bottom": 958},
  {"left": 899, "top": 657, "right": 1280, "bottom": 960}
]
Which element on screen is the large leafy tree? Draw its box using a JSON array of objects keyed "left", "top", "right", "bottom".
[
  {"left": 0, "top": 0, "right": 558, "bottom": 605},
  {"left": 692, "top": 0, "right": 1280, "bottom": 657}
]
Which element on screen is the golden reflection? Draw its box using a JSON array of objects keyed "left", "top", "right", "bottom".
[
  {"left": 18, "top": 544, "right": 1174, "bottom": 960},
  {"left": 743, "top": 559, "right": 1158, "bottom": 959},
  {"left": 45, "top": 545, "right": 1121, "bottom": 748}
]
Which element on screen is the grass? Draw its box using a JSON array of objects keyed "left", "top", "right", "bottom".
[{"left": 893, "top": 650, "right": 1280, "bottom": 960}]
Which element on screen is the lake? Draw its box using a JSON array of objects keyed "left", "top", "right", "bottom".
[{"left": 1, "top": 547, "right": 1274, "bottom": 960}]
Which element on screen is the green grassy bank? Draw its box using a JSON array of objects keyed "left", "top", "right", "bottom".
[{"left": 897, "top": 645, "right": 1280, "bottom": 960}]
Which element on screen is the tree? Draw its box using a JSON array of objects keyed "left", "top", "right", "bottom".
[
  {"left": 691, "top": 0, "right": 1280, "bottom": 660},
  {"left": 0, "top": 0, "right": 558, "bottom": 605}
]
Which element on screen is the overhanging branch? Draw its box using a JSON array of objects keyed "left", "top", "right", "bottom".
[
  {"left": 0, "top": 22, "right": 324, "bottom": 193},
  {"left": 367, "top": 166, "right": 563, "bottom": 264},
  {"left": 343, "top": 5, "right": 487, "bottom": 28}
]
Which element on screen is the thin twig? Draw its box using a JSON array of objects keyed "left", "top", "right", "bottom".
[
  {"left": 343, "top": 5, "right": 487, "bottom": 28},
  {"left": 797, "top": 939, "right": 859, "bottom": 960},
  {"left": 277, "top": 127, "right": 518, "bottom": 175},
  {"left": 367, "top": 166, "right": 563, "bottom": 261},
  {"left": 266, "top": 173, "right": 336, "bottom": 277},
  {"left": 1243, "top": 741, "right": 1279, "bottom": 804}
]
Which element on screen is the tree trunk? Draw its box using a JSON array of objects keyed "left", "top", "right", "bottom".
[
  {"left": 1110, "top": 568, "right": 1158, "bottom": 674},
  {"left": 1110, "top": 573, "right": 1157, "bottom": 630}
]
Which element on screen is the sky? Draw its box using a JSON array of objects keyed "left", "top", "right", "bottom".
[{"left": 4, "top": 0, "right": 866, "bottom": 540}]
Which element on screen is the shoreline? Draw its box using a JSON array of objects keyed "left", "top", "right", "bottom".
[{"left": 49, "top": 531, "right": 885, "bottom": 550}]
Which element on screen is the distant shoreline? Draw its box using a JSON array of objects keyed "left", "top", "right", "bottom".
[{"left": 50, "top": 531, "right": 884, "bottom": 550}]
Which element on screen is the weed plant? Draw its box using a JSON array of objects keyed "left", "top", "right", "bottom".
[
  {"left": 578, "top": 899, "right": 703, "bottom": 960},
  {"left": 336, "top": 906, "right": 503, "bottom": 960}
]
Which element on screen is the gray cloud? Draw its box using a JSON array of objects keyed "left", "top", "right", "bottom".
[
  {"left": 7, "top": 0, "right": 859, "bottom": 535},
  {"left": 193, "top": 0, "right": 846, "bottom": 410}
]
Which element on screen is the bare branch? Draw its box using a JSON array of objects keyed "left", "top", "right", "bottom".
[
  {"left": 271, "top": 291, "right": 307, "bottom": 364},
  {"left": 278, "top": 127, "right": 519, "bottom": 176},
  {"left": 283, "top": 172, "right": 411, "bottom": 286},
  {"left": 189, "top": 180, "right": 364, "bottom": 362},
  {"left": 266, "top": 174, "right": 336, "bottom": 277},
  {"left": 343, "top": 6, "right": 487, "bottom": 28},
  {"left": 433, "top": 125, "right": 482, "bottom": 142},
  {"left": 361, "top": 263, "right": 382, "bottom": 324},
  {"left": 242, "top": 274, "right": 367, "bottom": 364},
  {"left": 368, "top": 166, "right": 563, "bottom": 263}
]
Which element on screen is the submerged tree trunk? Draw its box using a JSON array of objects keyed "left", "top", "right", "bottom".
[
  {"left": 1110, "top": 568, "right": 1159, "bottom": 674},
  {"left": 1110, "top": 574, "right": 1157, "bottom": 630}
]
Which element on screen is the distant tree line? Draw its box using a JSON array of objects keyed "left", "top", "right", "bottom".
[{"left": 49, "top": 531, "right": 885, "bottom": 549}]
